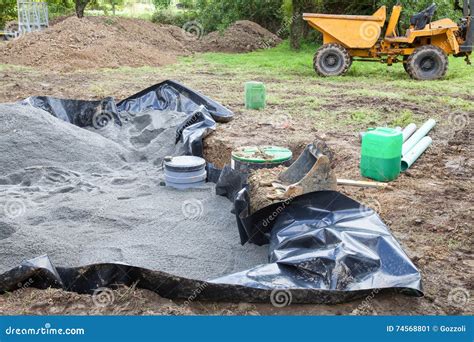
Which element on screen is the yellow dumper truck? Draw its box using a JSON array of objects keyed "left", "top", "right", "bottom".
[{"left": 304, "top": 1, "right": 473, "bottom": 80}]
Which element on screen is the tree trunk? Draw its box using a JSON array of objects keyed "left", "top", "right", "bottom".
[
  {"left": 75, "top": 0, "right": 90, "bottom": 18},
  {"left": 290, "top": 0, "right": 303, "bottom": 50}
]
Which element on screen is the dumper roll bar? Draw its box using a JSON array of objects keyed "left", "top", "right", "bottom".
[{"left": 461, "top": 0, "right": 474, "bottom": 52}]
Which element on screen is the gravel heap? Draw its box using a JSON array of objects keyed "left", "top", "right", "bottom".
[{"left": 0, "top": 104, "right": 268, "bottom": 280}]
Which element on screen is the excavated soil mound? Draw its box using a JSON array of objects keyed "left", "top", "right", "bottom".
[
  {"left": 0, "top": 16, "right": 191, "bottom": 71},
  {"left": 198, "top": 20, "right": 282, "bottom": 53},
  {"left": 0, "top": 17, "right": 281, "bottom": 70}
]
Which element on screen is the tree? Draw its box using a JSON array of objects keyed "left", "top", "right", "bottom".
[
  {"left": 0, "top": 0, "right": 17, "bottom": 29},
  {"left": 153, "top": 0, "right": 171, "bottom": 9},
  {"left": 289, "top": 0, "right": 318, "bottom": 50},
  {"left": 195, "top": 0, "right": 284, "bottom": 34},
  {"left": 75, "top": 0, "right": 91, "bottom": 18},
  {"left": 108, "top": 0, "right": 125, "bottom": 15}
]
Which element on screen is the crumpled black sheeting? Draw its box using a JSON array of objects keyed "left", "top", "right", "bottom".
[
  {"left": 212, "top": 190, "right": 422, "bottom": 296},
  {"left": 215, "top": 165, "right": 247, "bottom": 202},
  {"left": 20, "top": 80, "right": 228, "bottom": 157},
  {"left": 116, "top": 80, "right": 234, "bottom": 123},
  {"left": 0, "top": 256, "right": 416, "bottom": 304},
  {"left": 0, "top": 190, "right": 423, "bottom": 301},
  {"left": 21, "top": 96, "right": 119, "bottom": 128}
]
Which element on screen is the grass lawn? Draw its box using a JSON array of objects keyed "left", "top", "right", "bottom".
[
  {"left": 177, "top": 42, "right": 473, "bottom": 131},
  {"left": 188, "top": 41, "right": 473, "bottom": 93},
  {"left": 2, "top": 40, "right": 472, "bottom": 131}
]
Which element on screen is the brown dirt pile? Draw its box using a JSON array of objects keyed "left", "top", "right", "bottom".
[
  {"left": 0, "top": 17, "right": 281, "bottom": 71},
  {"left": 198, "top": 20, "right": 281, "bottom": 53},
  {"left": 0, "top": 16, "right": 190, "bottom": 71}
]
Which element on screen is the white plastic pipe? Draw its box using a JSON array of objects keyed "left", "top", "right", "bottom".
[
  {"left": 402, "top": 119, "right": 436, "bottom": 156},
  {"left": 401, "top": 136, "right": 433, "bottom": 171},
  {"left": 402, "top": 123, "right": 417, "bottom": 143}
]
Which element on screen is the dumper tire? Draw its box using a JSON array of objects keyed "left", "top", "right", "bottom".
[
  {"left": 403, "top": 56, "right": 409, "bottom": 72},
  {"left": 406, "top": 45, "right": 448, "bottom": 80},
  {"left": 313, "top": 44, "right": 352, "bottom": 77}
]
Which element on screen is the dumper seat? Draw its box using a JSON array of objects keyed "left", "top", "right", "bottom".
[{"left": 410, "top": 4, "right": 437, "bottom": 30}]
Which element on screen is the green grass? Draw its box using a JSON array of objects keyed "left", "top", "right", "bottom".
[
  {"left": 390, "top": 110, "right": 416, "bottom": 127},
  {"left": 348, "top": 109, "right": 382, "bottom": 125},
  {"left": 85, "top": 10, "right": 154, "bottom": 20},
  {"left": 179, "top": 41, "right": 474, "bottom": 130},
  {"left": 181, "top": 41, "right": 317, "bottom": 77},
  {"left": 1, "top": 39, "right": 472, "bottom": 132},
  {"left": 0, "top": 64, "right": 35, "bottom": 73},
  {"left": 182, "top": 41, "right": 474, "bottom": 96}
]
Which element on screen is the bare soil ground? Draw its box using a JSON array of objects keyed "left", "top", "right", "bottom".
[{"left": 0, "top": 52, "right": 472, "bottom": 315}]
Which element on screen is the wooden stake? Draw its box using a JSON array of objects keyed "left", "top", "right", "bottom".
[{"left": 337, "top": 179, "right": 389, "bottom": 189}]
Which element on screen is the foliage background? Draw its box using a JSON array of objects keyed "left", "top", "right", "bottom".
[{"left": 1, "top": 0, "right": 464, "bottom": 41}]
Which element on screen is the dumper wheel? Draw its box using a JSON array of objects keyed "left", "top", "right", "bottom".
[
  {"left": 313, "top": 44, "right": 352, "bottom": 77},
  {"left": 403, "top": 56, "right": 409, "bottom": 72},
  {"left": 406, "top": 45, "right": 448, "bottom": 80}
]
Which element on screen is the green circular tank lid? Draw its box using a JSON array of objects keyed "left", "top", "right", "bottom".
[{"left": 232, "top": 146, "right": 292, "bottom": 164}]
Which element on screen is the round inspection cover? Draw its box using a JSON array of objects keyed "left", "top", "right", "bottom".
[
  {"left": 164, "top": 156, "right": 206, "bottom": 172},
  {"left": 232, "top": 146, "right": 292, "bottom": 164}
]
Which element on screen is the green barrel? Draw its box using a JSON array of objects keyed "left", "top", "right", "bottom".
[
  {"left": 360, "top": 127, "right": 403, "bottom": 182},
  {"left": 245, "top": 81, "right": 266, "bottom": 110}
]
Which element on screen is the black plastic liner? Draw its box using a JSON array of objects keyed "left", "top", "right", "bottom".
[
  {"left": 20, "top": 80, "right": 228, "bottom": 157},
  {"left": 21, "top": 96, "right": 120, "bottom": 128},
  {"left": 0, "top": 255, "right": 419, "bottom": 304},
  {"left": 116, "top": 80, "right": 234, "bottom": 123},
  {"left": 1, "top": 82, "right": 424, "bottom": 303},
  {"left": 0, "top": 190, "right": 423, "bottom": 302},
  {"left": 213, "top": 190, "right": 422, "bottom": 295}
]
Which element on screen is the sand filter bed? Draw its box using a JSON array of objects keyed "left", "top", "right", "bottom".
[{"left": 0, "top": 104, "right": 268, "bottom": 280}]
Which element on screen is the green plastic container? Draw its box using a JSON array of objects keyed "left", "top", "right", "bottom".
[
  {"left": 231, "top": 146, "right": 292, "bottom": 175},
  {"left": 245, "top": 81, "right": 266, "bottom": 110},
  {"left": 360, "top": 127, "right": 403, "bottom": 182}
]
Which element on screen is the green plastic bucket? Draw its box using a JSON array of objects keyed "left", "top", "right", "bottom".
[
  {"left": 245, "top": 81, "right": 266, "bottom": 110},
  {"left": 360, "top": 127, "right": 403, "bottom": 182}
]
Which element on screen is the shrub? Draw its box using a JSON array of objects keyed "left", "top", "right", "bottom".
[
  {"left": 151, "top": 8, "right": 199, "bottom": 28},
  {"left": 378, "top": 0, "right": 462, "bottom": 30},
  {"left": 195, "top": 0, "right": 284, "bottom": 33}
]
